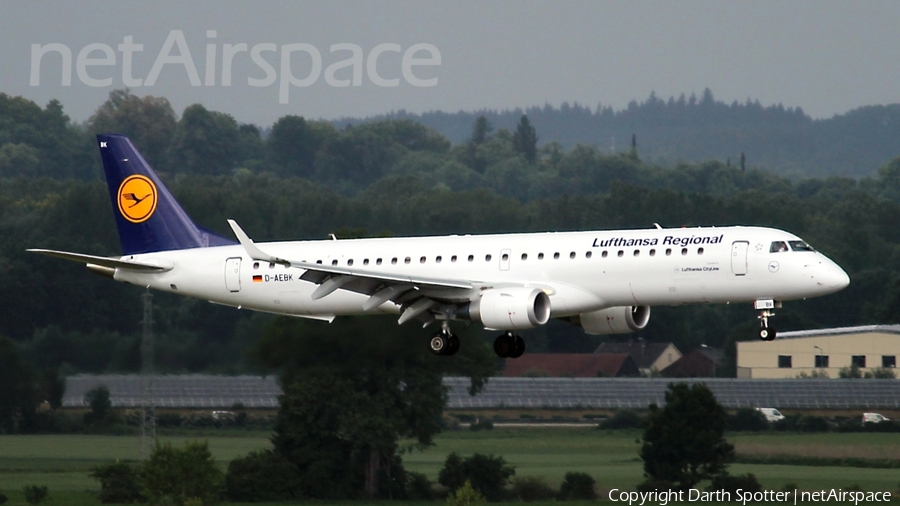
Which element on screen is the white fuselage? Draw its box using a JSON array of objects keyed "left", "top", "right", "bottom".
[{"left": 112, "top": 225, "right": 849, "bottom": 322}]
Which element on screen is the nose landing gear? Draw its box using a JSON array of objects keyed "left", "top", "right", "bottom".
[{"left": 755, "top": 299, "right": 779, "bottom": 341}]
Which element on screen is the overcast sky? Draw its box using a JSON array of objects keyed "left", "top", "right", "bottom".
[{"left": 3, "top": 0, "right": 900, "bottom": 127}]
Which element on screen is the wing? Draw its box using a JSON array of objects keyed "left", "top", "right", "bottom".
[{"left": 228, "top": 220, "right": 483, "bottom": 325}]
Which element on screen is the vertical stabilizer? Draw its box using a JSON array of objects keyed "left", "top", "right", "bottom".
[{"left": 98, "top": 134, "right": 236, "bottom": 255}]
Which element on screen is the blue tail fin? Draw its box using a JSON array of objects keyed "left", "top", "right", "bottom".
[{"left": 98, "top": 134, "right": 236, "bottom": 255}]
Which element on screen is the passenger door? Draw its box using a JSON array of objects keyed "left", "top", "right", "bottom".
[{"left": 731, "top": 241, "right": 748, "bottom": 276}]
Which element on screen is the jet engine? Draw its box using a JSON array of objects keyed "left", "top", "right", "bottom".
[
  {"left": 572, "top": 306, "right": 650, "bottom": 335},
  {"left": 465, "top": 287, "right": 551, "bottom": 330}
]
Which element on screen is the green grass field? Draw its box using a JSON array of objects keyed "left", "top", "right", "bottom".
[{"left": 0, "top": 429, "right": 898, "bottom": 505}]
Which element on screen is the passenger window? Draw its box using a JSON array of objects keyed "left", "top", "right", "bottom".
[
  {"left": 521, "top": 253, "right": 528, "bottom": 260},
  {"left": 269, "top": 263, "right": 275, "bottom": 269},
  {"left": 649, "top": 249, "right": 656, "bottom": 256},
  {"left": 376, "top": 258, "right": 382, "bottom": 265},
  {"left": 633, "top": 250, "right": 639, "bottom": 257},
  {"left": 331, "top": 260, "right": 338, "bottom": 266},
  {"left": 665, "top": 248, "right": 672, "bottom": 256},
  {"left": 436, "top": 256, "right": 442, "bottom": 263},
  {"left": 697, "top": 248, "right": 704, "bottom": 255},
  {"left": 502, "top": 253, "right": 509, "bottom": 261},
  {"left": 554, "top": 252, "right": 560, "bottom": 259},
  {"left": 363, "top": 259, "right": 369, "bottom": 265},
  {"left": 538, "top": 253, "right": 544, "bottom": 260},
  {"left": 420, "top": 256, "right": 426, "bottom": 264},
  {"left": 405, "top": 257, "right": 411, "bottom": 264},
  {"left": 347, "top": 259, "right": 354, "bottom": 266},
  {"left": 569, "top": 252, "right": 576, "bottom": 259},
  {"left": 617, "top": 250, "right": 624, "bottom": 257},
  {"left": 770, "top": 241, "right": 789, "bottom": 253},
  {"left": 316, "top": 260, "right": 322, "bottom": 264},
  {"left": 681, "top": 248, "right": 688, "bottom": 255},
  {"left": 451, "top": 255, "right": 457, "bottom": 262},
  {"left": 485, "top": 254, "right": 492, "bottom": 261},
  {"left": 391, "top": 258, "right": 398, "bottom": 265},
  {"left": 468, "top": 255, "right": 474, "bottom": 262},
  {"left": 253, "top": 262, "right": 259, "bottom": 269},
  {"left": 585, "top": 251, "right": 592, "bottom": 259},
  {"left": 601, "top": 251, "right": 608, "bottom": 258}
]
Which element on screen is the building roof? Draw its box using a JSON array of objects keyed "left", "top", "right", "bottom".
[
  {"left": 594, "top": 341, "right": 678, "bottom": 369},
  {"left": 777, "top": 325, "right": 900, "bottom": 339},
  {"left": 502, "top": 353, "right": 639, "bottom": 378},
  {"left": 661, "top": 348, "right": 722, "bottom": 378}
]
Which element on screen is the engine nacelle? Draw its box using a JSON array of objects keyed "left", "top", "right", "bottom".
[
  {"left": 574, "top": 306, "right": 650, "bottom": 335},
  {"left": 466, "top": 287, "right": 551, "bottom": 330}
]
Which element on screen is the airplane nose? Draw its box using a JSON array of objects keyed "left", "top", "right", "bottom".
[
  {"left": 831, "top": 266, "right": 850, "bottom": 290},
  {"left": 819, "top": 261, "right": 850, "bottom": 291}
]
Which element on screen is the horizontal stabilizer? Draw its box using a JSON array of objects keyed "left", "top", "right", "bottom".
[{"left": 27, "top": 249, "right": 172, "bottom": 272}]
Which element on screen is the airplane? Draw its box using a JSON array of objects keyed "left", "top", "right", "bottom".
[{"left": 29, "top": 134, "right": 851, "bottom": 358}]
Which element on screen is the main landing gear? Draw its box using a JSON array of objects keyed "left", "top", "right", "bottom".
[
  {"left": 755, "top": 299, "right": 778, "bottom": 341},
  {"left": 429, "top": 321, "right": 460, "bottom": 356},
  {"left": 493, "top": 331, "right": 525, "bottom": 359}
]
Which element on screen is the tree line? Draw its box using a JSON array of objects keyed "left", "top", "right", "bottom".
[{"left": 343, "top": 89, "right": 900, "bottom": 178}]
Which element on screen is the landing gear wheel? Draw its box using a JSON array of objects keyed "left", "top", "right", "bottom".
[
  {"left": 445, "top": 333, "right": 460, "bottom": 356},
  {"left": 429, "top": 333, "right": 448, "bottom": 355},
  {"left": 509, "top": 335, "right": 526, "bottom": 359},
  {"left": 758, "top": 327, "right": 776, "bottom": 341},
  {"left": 494, "top": 332, "right": 525, "bottom": 358}
]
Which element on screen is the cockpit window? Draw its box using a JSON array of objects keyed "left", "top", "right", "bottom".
[
  {"left": 789, "top": 240, "right": 815, "bottom": 252},
  {"left": 769, "top": 241, "right": 789, "bottom": 253}
]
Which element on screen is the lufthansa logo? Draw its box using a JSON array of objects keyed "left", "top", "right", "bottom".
[{"left": 117, "top": 175, "right": 157, "bottom": 223}]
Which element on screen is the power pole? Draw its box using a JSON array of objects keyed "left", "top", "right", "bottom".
[{"left": 139, "top": 289, "right": 156, "bottom": 460}]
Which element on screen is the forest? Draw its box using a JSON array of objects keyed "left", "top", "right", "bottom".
[{"left": 3, "top": 89, "right": 900, "bottom": 378}]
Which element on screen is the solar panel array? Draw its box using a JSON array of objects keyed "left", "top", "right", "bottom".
[
  {"left": 63, "top": 375, "right": 900, "bottom": 410},
  {"left": 64, "top": 375, "right": 282, "bottom": 409},
  {"left": 443, "top": 377, "right": 900, "bottom": 410}
]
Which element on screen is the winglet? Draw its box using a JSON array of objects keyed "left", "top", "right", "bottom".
[{"left": 227, "top": 220, "right": 290, "bottom": 266}]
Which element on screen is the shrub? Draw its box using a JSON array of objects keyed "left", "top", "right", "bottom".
[
  {"left": 773, "top": 414, "right": 802, "bottom": 431},
  {"left": 405, "top": 471, "right": 434, "bottom": 501},
  {"left": 511, "top": 476, "right": 555, "bottom": 502},
  {"left": 470, "top": 419, "right": 494, "bottom": 431},
  {"left": 90, "top": 462, "right": 142, "bottom": 503},
  {"left": 558, "top": 472, "right": 597, "bottom": 500},
  {"left": 636, "top": 477, "right": 675, "bottom": 493},
  {"left": 23, "top": 486, "right": 48, "bottom": 505},
  {"left": 438, "top": 452, "right": 515, "bottom": 502},
  {"left": 142, "top": 440, "right": 223, "bottom": 506},
  {"left": 708, "top": 473, "right": 761, "bottom": 495},
  {"left": 225, "top": 450, "right": 302, "bottom": 502},
  {"left": 599, "top": 409, "right": 643, "bottom": 430},
  {"left": 447, "top": 480, "right": 486, "bottom": 506},
  {"left": 0, "top": 492, "right": 7, "bottom": 505},
  {"left": 442, "top": 414, "right": 461, "bottom": 430},
  {"left": 727, "top": 408, "right": 768, "bottom": 432},
  {"left": 797, "top": 415, "right": 830, "bottom": 433},
  {"left": 155, "top": 413, "right": 183, "bottom": 428}
]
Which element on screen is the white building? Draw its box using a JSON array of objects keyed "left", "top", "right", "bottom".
[{"left": 737, "top": 325, "right": 900, "bottom": 379}]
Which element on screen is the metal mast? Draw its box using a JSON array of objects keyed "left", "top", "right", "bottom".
[{"left": 139, "top": 289, "right": 156, "bottom": 460}]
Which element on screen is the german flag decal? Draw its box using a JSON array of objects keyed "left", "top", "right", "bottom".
[{"left": 252, "top": 275, "right": 262, "bottom": 283}]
